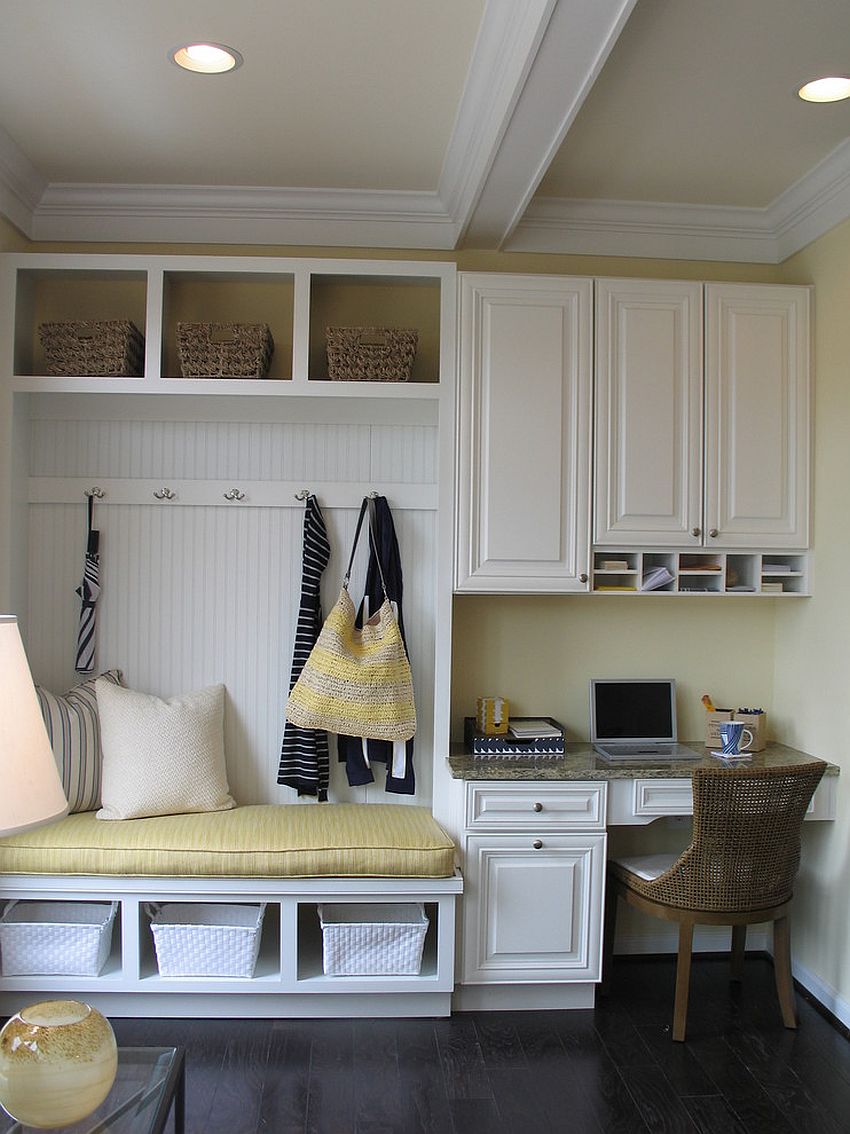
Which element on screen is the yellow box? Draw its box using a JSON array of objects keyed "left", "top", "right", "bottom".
[{"left": 476, "top": 697, "right": 510, "bottom": 736}]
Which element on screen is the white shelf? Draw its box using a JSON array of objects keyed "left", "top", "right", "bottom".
[
  {"left": 2, "top": 252, "right": 455, "bottom": 400},
  {"left": 591, "top": 549, "right": 809, "bottom": 595},
  {"left": 0, "top": 881, "right": 461, "bottom": 1008}
]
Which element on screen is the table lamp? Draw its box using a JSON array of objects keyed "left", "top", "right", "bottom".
[
  {"left": 0, "top": 615, "right": 116, "bottom": 1129},
  {"left": 0, "top": 614, "right": 68, "bottom": 837}
]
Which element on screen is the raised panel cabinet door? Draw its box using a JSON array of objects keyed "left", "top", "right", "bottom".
[
  {"left": 462, "top": 834, "right": 606, "bottom": 984},
  {"left": 456, "top": 274, "right": 592, "bottom": 591},
  {"left": 594, "top": 278, "right": 703, "bottom": 546},
  {"left": 705, "top": 283, "right": 810, "bottom": 548}
]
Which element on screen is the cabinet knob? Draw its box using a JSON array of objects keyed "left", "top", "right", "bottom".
[
  {"left": 708, "top": 528, "right": 719, "bottom": 538},
  {"left": 579, "top": 573, "right": 588, "bottom": 583},
  {"left": 691, "top": 527, "right": 701, "bottom": 537},
  {"left": 532, "top": 839, "right": 543, "bottom": 850},
  {"left": 532, "top": 802, "right": 543, "bottom": 813}
]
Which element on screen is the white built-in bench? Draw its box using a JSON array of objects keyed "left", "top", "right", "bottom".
[{"left": 0, "top": 804, "right": 462, "bottom": 1018}]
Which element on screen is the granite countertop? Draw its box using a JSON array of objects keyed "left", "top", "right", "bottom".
[{"left": 447, "top": 741, "right": 839, "bottom": 781}]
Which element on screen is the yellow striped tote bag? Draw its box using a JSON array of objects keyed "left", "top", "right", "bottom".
[{"left": 286, "top": 501, "right": 416, "bottom": 742}]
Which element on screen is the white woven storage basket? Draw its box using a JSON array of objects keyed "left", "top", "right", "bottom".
[
  {"left": 0, "top": 900, "right": 117, "bottom": 976},
  {"left": 318, "top": 903, "right": 428, "bottom": 975},
  {"left": 148, "top": 903, "right": 265, "bottom": 978}
]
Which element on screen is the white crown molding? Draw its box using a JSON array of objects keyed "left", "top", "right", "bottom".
[
  {"left": 438, "top": 0, "right": 558, "bottom": 233},
  {"left": 507, "top": 197, "right": 780, "bottom": 262},
  {"left": 460, "top": 0, "right": 638, "bottom": 250},
  {"left": 771, "top": 137, "right": 850, "bottom": 261},
  {"left": 0, "top": 124, "right": 45, "bottom": 237},
  {"left": 508, "top": 138, "right": 850, "bottom": 263},
  {"left": 30, "top": 184, "right": 458, "bottom": 249}
]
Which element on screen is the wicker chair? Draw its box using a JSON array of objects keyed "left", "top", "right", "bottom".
[{"left": 603, "top": 762, "right": 826, "bottom": 1042}]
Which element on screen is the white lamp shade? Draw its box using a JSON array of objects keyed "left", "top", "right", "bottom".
[{"left": 0, "top": 616, "right": 69, "bottom": 836}]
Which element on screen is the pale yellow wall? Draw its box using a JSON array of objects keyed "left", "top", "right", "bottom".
[
  {"left": 0, "top": 214, "right": 31, "bottom": 252},
  {"left": 772, "top": 217, "right": 850, "bottom": 1005},
  {"left": 452, "top": 595, "right": 776, "bottom": 743}
]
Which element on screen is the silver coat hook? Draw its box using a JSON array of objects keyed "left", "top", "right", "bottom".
[
  {"left": 84, "top": 487, "right": 105, "bottom": 499},
  {"left": 294, "top": 488, "right": 311, "bottom": 501},
  {"left": 153, "top": 488, "right": 176, "bottom": 501},
  {"left": 223, "top": 488, "right": 246, "bottom": 501}
]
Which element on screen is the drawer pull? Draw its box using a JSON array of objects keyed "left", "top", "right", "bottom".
[
  {"left": 532, "top": 839, "right": 543, "bottom": 850},
  {"left": 532, "top": 802, "right": 543, "bottom": 812}
]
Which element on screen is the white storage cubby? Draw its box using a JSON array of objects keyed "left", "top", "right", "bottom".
[
  {"left": 2, "top": 254, "right": 453, "bottom": 397},
  {"left": 591, "top": 550, "right": 808, "bottom": 595},
  {"left": 160, "top": 269, "right": 296, "bottom": 381},
  {"left": 0, "top": 252, "right": 458, "bottom": 817},
  {"left": 0, "top": 876, "right": 462, "bottom": 1018}
]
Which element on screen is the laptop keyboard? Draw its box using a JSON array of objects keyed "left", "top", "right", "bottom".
[
  {"left": 606, "top": 744, "right": 666, "bottom": 755},
  {"left": 595, "top": 743, "right": 702, "bottom": 762}
]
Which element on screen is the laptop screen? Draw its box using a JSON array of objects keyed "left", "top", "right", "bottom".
[{"left": 590, "top": 679, "right": 677, "bottom": 744}]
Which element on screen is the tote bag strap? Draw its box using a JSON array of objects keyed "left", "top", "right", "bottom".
[{"left": 343, "top": 497, "right": 390, "bottom": 600}]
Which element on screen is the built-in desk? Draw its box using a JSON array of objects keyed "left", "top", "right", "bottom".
[
  {"left": 447, "top": 744, "right": 837, "bottom": 1010},
  {"left": 448, "top": 742, "right": 838, "bottom": 822}
]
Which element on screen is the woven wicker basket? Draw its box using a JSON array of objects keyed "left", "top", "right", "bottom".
[
  {"left": 39, "top": 320, "right": 145, "bottom": 376},
  {"left": 148, "top": 903, "right": 265, "bottom": 978},
  {"left": 0, "top": 900, "right": 117, "bottom": 976},
  {"left": 326, "top": 327, "right": 417, "bottom": 382},
  {"left": 318, "top": 903, "right": 428, "bottom": 975},
  {"left": 176, "top": 322, "right": 274, "bottom": 378}
]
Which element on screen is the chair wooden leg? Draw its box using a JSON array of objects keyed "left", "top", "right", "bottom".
[
  {"left": 730, "top": 924, "right": 747, "bottom": 982},
  {"left": 773, "top": 915, "right": 798, "bottom": 1029},
  {"left": 672, "top": 920, "right": 694, "bottom": 1042},
  {"left": 600, "top": 878, "right": 619, "bottom": 994}
]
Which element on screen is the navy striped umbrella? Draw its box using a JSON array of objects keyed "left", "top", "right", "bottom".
[{"left": 74, "top": 495, "right": 101, "bottom": 674}]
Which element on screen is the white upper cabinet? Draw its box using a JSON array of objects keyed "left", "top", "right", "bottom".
[
  {"left": 594, "top": 279, "right": 810, "bottom": 550},
  {"left": 455, "top": 274, "right": 592, "bottom": 592},
  {"left": 594, "top": 279, "right": 703, "bottom": 547},
  {"left": 704, "top": 283, "right": 810, "bottom": 549}
]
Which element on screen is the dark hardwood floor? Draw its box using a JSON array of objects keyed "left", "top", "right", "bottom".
[{"left": 107, "top": 957, "right": 850, "bottom": 1134}]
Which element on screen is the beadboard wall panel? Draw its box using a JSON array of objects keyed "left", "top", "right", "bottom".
[
  {"left": 25, "top": 416, "right": 438, "bottom": 808},
  {"left": 29, "top": 418, "right": 437, "bottom": 485}
]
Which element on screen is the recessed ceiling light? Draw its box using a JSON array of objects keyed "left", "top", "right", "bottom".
[
  {"left": 797, "top": 76, "right": 850, "bottom": 103},
  {"left": 170, "top": 43, "right": 242, "bottom": 74}
]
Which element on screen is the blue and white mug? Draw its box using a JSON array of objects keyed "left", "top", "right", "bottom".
[{"left": 719, "top": 719, "right": 754, "bottom": 755}]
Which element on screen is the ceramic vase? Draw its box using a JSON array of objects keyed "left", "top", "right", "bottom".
[{"left": 0, "top": 999, "right": 117, "bottom": 1129}]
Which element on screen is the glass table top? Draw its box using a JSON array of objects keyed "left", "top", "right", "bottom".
[{"left": 0, "top": 1047, "right": 184, "bottom": 1134}]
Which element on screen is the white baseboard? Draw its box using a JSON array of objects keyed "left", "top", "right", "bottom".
[
  {"left": 454, "top": 982, "right": 595, "bottom": 1012},
  {"left": 618, "top": 928, "right": 849, "bottom": 1031},
  {"left": 791, "top": 958, "right": 850, "bottom": 1031}
]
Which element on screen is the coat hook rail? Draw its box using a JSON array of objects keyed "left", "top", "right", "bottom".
[
  {"left": 84, "top": 486, "right": 105, "bottom": 499},
  {"left": 153, "top": 488, "right": 176, "bottom": 501}
]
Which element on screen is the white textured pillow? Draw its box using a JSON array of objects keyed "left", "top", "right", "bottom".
[{"left": 95, "top": 681, "right": 235, "bottom": 821}]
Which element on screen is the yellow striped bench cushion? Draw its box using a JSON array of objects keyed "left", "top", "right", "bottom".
[{"left": 0, "top": 804, "right": 456, "bottom": 879}]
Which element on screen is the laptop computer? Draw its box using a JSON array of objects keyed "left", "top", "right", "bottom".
[{"left": 590, "top": 678, "right": 700, "bottom": 762}]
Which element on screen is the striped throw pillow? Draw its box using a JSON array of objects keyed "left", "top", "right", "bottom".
[{"left": 36, "top": 670, "right": 123, "bottom": 813}]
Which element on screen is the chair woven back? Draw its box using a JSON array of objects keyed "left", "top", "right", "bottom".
[{"left": 637, "top": 763, "right": 826, "bottom": 912}]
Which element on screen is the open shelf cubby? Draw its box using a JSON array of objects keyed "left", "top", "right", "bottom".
[{"left": 592, "top": 550, "right": 809, "bottom": 595}]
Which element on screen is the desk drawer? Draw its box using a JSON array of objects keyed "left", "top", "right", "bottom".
[{"left": 466, "top": 783, "right": 606, "bottom": 831}]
